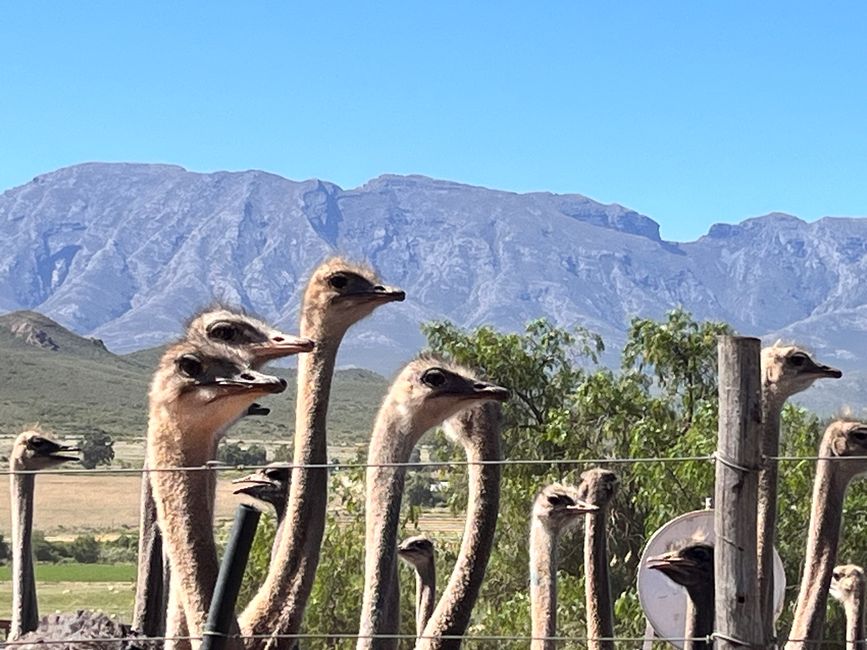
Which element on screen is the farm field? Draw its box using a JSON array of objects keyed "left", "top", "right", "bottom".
[{"left": 0, "top": 564, "right": 136, "bottom": 619}]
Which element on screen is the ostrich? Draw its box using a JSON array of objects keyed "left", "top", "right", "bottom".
[
  {"left": 830, "top": 564, "right": 866, "bottom": 649},
  {"left": 757, "top": 345, "right": 840, "bottom": 641},
  {"left": 133, "top": 308, "right": 312, "bottom": 637},
  {"left": 240, "top": 258, "right": 405, "bottom": 648},
  {"left": 786, "top": 420, "right": 867, "bottom": 649},
  {"left": 357, "top": 358, "right": 509, "bottom": 650},
  {"left": 577, "top": 468, "right": 619, "bottom": 650},
  {"left": 10, "top": 432, "right": 160, "bottom": 649},
  {"left": 528, "top": 483, "right": 598, "bottom": 650},
  {"left": 646, "top": 541, "right": 715, "bottom": 650},
  {"left": 233, "top": 462, "right": 291, "bottom": 561},
  {"left": 146, "top": 341, "right": 287, "bottom": 650},
  {"left": 8, "top": 431, "right": 79, "bottom": 641},
  {"left": 398, "top": 536, "right": 437, "bottom": 639},
  {"left": 415, "top": 401, "right": 508, "bottom": 650}
]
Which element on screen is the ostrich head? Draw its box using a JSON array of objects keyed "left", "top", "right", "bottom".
[
  {"left": 532, "top": 483, "right": 598, "bottom": 532},
  {"left": 761, "top": 344, "right": 841, "bottom": 402},
  {"left": 232, "top": 463, "right": 290, "bottom": 515},
  {"left": 647, "top": 540, "right": 714, "bottom": 590},
  {"left": 385, "top": 356, "right": 509, "bottom": 436},
  {"left": 822, "top": 420, "right": 867, "bottom": 479},
  {"left": 577, "top": 468, "right": 619, "bottom": 508},
  {"left": 398, "top": 536, "right": 435, "bottom": 571},
  {"left": 186, "top": 306, "right": 314, "bottom": 366},
  {"left": 10, "top": 431, "right": 79, "bottom": 471},
  {"left": 831, "top": 564, "right": 866, "bottom": 605},
  {"left": 149, "top": 341, "right": 287, "bottom": 441},
  {"left": 300, "top": 257, "right": 405, "bottom": 338}
]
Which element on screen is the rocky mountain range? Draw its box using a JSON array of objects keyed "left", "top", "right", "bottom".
[{"left": 1, "top": 162, "right": 866, "bottom": 412}]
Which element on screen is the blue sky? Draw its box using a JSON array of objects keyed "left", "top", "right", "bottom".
[{"left": 2, "top": 2, "right": 866, "bottom": 241}]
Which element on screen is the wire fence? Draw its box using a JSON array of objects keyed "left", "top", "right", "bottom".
[
  {"left": 2, "top": 452, "right": 860, "bottom": 476},
  {"left": 3, "top": 451, "right": 860, "bottom": 647}
]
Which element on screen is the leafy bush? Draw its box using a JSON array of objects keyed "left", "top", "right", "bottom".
[{"left": 79, "top": 429, "right": 115, "bottom": 469}]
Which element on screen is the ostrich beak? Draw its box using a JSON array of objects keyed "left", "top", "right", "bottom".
[
  {"left": 566, "top": 499, "right": 599, "bottom": 514},
  {"left": 355, "top": 284, "right": 406, "bottom": 304},
  {"left": 214, "top": 370, "right": 288, "bottom": 395},
  {"left": 250, "top": 334, "right": 315, "bottom": 360}
]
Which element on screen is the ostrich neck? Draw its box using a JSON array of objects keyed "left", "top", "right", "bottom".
[
  {"left": 683, "top": 585, "right": 714, "bottom": 650},
  {"left": 10, "top": 471, "right": 37, "bottom": 640},
  {"left": 756, "top": 383, "right": 786, "bottom": 643},
  {"left": 357, "top": 412, "right": 419, "bottom": 650},
  {"left": 757, "top": 387, "right": 784, "bottom": 642},
  {"left": 417, "top": 433, "right": 501, "bottom": 650},
  {"left": 528, "top": 520, "right": 558, "bottom": 650},
  {"left": 844, "top": 592, "right": 866, "bottom": 649},
  {"left": 414, "top": 562, "right": 437, "bottom": 639},
  {"left": 148, "top": 417, "right": 237, "bottom": 650},
  {"left": 133, "top": 468, "right": 167, "bottom": 636},
  {"left": 585, "top": 506, "right": 614, "bottom": 650},
  {"left": 786, "top": 461, "right": 849, "bottom": 649},
  {"left": 239, "top": 330, "right": 340, "bottom": 644}
]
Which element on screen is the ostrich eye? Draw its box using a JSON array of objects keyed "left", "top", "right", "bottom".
[
  {"left": 209, "top": 323, "right": 237, "bottom": 342},
  {"left": 178, "top": 355, "right": 204, "bottom": 378},
  {"left": 691, "top": 546, "right": 712, "bottom": 562},
  {"left": 852, "top": 429, "right": 867, "bottom": 443},
  {"left": 421, "top": 369, "right": 447, "bottom": 388},
  {"left": 789, "top": 353, "right": 807, "bottom": 366},
  {"left": 329, "top": 274, "right": 349, "bottom": 290},
  {"left": 547, "top": 494, "right": 563, "bottom": 506}
]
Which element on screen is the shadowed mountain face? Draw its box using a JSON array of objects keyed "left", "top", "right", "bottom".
[{"left": 1, "top": 163, "right": 866, "bottom": 411}]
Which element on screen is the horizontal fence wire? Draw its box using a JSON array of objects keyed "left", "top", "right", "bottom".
[{"left": 1, "top": 453, "right": 862, "bottom": 476}]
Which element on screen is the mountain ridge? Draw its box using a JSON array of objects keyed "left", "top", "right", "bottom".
[{"left": 2, "top": 162, "right": 867, "bottom": 412}]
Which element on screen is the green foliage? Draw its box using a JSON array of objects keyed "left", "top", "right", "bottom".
[
  {"left": 69, "top": 534, "right": 101, "bottom": 563},
  {"left": 78, "top": 429, "right": 115, "bottom": 469},
  {"left": 236, "top": 308, "right": 859, "bottom": 647}
]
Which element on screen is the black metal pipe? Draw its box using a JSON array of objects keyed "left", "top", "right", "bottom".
[{"left": 201, "top": 504, "right": 261, "bottom": 650}]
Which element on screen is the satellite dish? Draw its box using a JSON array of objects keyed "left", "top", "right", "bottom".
[{"left": 637, "top": 509, "right": 785, "bottom": 649}]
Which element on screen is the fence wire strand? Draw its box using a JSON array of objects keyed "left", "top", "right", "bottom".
[{"left": 3, "top": 452, "right": 860, "bottom": 476}]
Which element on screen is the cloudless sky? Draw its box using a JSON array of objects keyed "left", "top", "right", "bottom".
[{"left": 1, "top": 2, "right": 866, "bottom": 241}]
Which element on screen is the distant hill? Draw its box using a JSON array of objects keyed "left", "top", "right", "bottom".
[
  {"left": 0, "top": 311, "right": 388, "bottom": 441},
  {"left": 2, "top": 163, "right": 867, "bottom": 413}
]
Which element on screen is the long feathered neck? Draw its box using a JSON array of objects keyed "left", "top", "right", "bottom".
[
  {"left": 683, "top": 583, "right": 714, "bottom": 650},
  {"left": 528, "top": 519, "right": 558, "bottom": 650},
  {"left": 585, "top": 504, "right": 614, "bottom": 650},
  {"left": 844, "top": 589, "right": 867, "bottom": 650},
  {"left": 148, "top": 411, "right": 235, "bottom": 650},
  {"left": 416, "top": 432, "right": 502, "bottom": 650},
  {"left": 239, "top": 319, "right": 341, "bottom": 645},
  {"left": 786, "top": 460, "right": 850, "bottom": 649},
  {"left": 132, "top": 473, "right": 166, "bottom": 636},
  {"left": 757, "top": 380, "right": 786, "bottom": 642},
  {"left": 357, "top": 404, "right": 421, "bottom": 650},
  {"left": 10, "top": 470, "right": 37, "bottom": 640},
  {"left": 414, "top": 561, "right": 437, "bottom": 639}
]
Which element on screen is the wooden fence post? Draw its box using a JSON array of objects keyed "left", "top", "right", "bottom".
[{"left": 715, "top": 336, "right": 763, "bottom": 649}]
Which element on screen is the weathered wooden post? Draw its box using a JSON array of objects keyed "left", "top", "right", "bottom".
[{"left": 715, "top": 336, "right": 763, "bottom": 649}]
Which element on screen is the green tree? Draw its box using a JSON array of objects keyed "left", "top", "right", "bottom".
[{"left": 79, "top": 429, "right": 115, "bottom": 469}]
